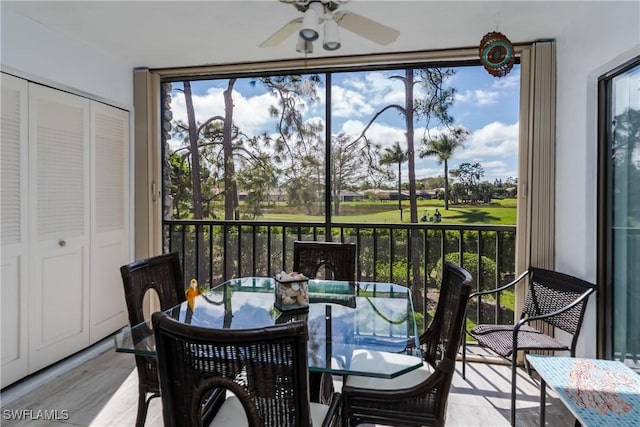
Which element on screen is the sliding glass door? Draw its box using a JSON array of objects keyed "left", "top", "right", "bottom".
[{"left": 598, "top": 56, "right": 640, "bottom": 368}]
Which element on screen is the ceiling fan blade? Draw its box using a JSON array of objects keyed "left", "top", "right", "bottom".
[
  {"left": 260, "top": 18, "right": 302, "bottom": 48},
  {"left": 335, "top": 11, "right": 399, "bottom": 45}
]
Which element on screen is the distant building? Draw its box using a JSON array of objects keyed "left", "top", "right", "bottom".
[
  {"left": 268, "top": 188, "right": 287, "bottom": 203},
  {"left": 416, "top": 190, "right": 435, "bottom": 199},
  {"left": 339, "top": 191, "right": 365, "bottom": 202}
]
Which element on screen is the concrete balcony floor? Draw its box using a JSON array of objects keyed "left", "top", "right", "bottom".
[{"left": 1, "top": 340, "right": 574, "bottom": 426}]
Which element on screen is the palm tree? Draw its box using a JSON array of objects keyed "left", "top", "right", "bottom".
[
  {"left": 420, "top": 127, "right": 469, "bottom": 210},
  {"left": 380, "top": 141, "right": 408, "bottom": 220}
]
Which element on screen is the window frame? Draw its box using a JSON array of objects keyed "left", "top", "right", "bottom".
[
  {"left": 596, "top": 55, "right": 640, "bottom": 360},
  {"left": 134, "top": 45, "right": 556, "bottom": 333}
]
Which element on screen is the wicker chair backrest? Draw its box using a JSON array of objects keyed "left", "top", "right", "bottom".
[
  {"left": 119, "top": 252, "right": 186, "bottom": 399},
  {"left": 422, "top": 261, "right": 473, "bottom": 368},
  {"left": 152, "top": 313, "right": 312, "bottom": 427},
  {"left": 293, "top": 241, "right": 356, "bottom": 281},
  {"left": 120, "top": 252, "right": 185, "bottom": 326},
  {"left": 522, "top": 267, "right": 596, "bottom": 335}
]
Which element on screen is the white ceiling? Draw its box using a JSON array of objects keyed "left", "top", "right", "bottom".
[{"left": 3, "top": 1, "right": 595, "bottom": 69}]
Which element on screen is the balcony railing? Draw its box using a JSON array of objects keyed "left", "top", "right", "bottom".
[{"left": 163, "top": 219, "right": 517, "bottom": 332}]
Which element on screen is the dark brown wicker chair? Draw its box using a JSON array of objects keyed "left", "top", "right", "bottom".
[
  {"left": 461, "top": 267, "right": 596, "bottom": 426},
  {"left": 293, "top": 241, "right": 357, "bottom": 281},
  {"left": 293, "top": 240, "right": 357, "bottom": 403},
  {"left": 151, "top": 312, "right": 342, "bottom": 427},
  {"left": 119, "top": 252, "right": 187, "bottom": 427},
  {"left": 341, "top": 261, "right": 472, "bottom": 427}
]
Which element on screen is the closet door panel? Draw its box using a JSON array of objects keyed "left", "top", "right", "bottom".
[
  {"left": 1, "top": 74, "right": 29, "bottom": 387},
  {"left": 90, "top": 102, "right": 129, "bottom": 342},
  {"left": 28, "top": 83, "right": 90, "bottom": 373}
]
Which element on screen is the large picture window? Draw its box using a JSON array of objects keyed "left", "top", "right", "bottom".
[
  {"left": 161, "top": 64, "right": 520, "bottom": 226},
  {"left": 136, "top": 44, "right": 555, "bottom": 333}
]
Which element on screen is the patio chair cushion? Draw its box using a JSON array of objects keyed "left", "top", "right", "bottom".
[
  {"left": 209, "top": 397, "right": 248, "bottom": 427},
  {"left": 345, "top": 349, "right": 434, "bottom": 390},
  {"left": 209, "top": 397, "right": 330, "bottom": 427},
  {"left": 471, "top": 326, "right": 569, "bottom": 358},
  {"left": 309, "top": 402, "right": 331, "bottom": 425}
]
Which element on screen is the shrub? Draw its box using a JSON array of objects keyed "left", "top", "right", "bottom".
[{"left": 430, "top": 252, "right": 500, "bottom": 289}]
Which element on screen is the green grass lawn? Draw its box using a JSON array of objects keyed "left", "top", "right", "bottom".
[{"left": 253, "top": 198, "right": 517, "bottom": 226}]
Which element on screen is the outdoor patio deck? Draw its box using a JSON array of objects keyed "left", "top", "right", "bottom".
[{"left": 1, "top": 337, "right": 574, "bottom": 426}]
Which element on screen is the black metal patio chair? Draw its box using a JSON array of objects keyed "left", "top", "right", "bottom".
[{"left": 461, "top": 266, "right": 596, "bottom": 426}]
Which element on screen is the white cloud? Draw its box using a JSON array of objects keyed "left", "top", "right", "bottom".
[
  {"left": 415, "top": 166, "right": 444, "bottom": 180},
  {"left": 458, "top": 121, "right": 519, "bottom": 160},
  {"left": 340, "top": 119, "right": 406, "bottom": 146},
  {"left": 363, "top": 72, "right": 405, "bottom": 105},
  {"left": 333, "top": 72, "right": 406, "bottom": 120},
  {"left": 341, "top": 75, "right": 366, "bottom": 91},
  {"left": 492, "top": 74, "right": 520, "bottom": 89},
  {"left": 331, "top": 85, "right": 376, "bottom": 118},
  {"left": 455, "top": 89, "right": 500, "bottom": 106},
  {"left": 477, "top": 160, "right": 517, "bottom": 180},
  {"left": 169, "top": 87, "right": 305, "bottom": 139}
]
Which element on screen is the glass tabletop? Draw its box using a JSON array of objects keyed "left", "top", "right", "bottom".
[{"left": 114, "top": 277, "right": 423, "bottom": 379}]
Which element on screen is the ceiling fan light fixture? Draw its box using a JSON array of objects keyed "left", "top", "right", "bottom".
[
  {"left": 322, "top": 18, "right": 341, "bottom": 50},
  {"left": 261, "top": 1, "right": 400, "bottom": 55},
  {"left": 296, "top": 35, "right": 314, "bottom": 54},
  {"left": 300, "top": 3, "right": 322, "bottom": 41}
]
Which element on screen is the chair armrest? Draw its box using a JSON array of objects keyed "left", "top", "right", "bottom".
[
  {"left": 321, "top": 392, "right": 342, "bottom": 427},
  {"left": 468, "top": 269, "right": 529, "bottom": 299},
  {"left": 514, "top": 288, "right": 595, "bottom": 331}
]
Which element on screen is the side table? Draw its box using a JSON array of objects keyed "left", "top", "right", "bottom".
[{"left": 526, "top": 355, "right": 640, "bottom": 426}]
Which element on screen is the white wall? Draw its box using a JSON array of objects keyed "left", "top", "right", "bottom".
[
  {"left": 554, "top": 2, "right": 640, "bottom": 357},
  {"left": 1, "top": 8, "right": 134, "bottom": 108}
]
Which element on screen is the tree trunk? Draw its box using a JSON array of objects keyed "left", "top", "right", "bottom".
[
  {"left": 444, "top": 159, "right": 450, "bottom": 210},
  {"left": 223, "top": 79, "right": 239, "bottom": 220},
  {"left": 398, "top": 162, "right": 402, "bottom": 220},
  {"left": 184, "top": 82, "right": 206, "bottom": 281},
  {"left": 405, "top": 70, "right": 418, "bottom": 224},
  {"left": 405, "top": 70, "right": 423, "bottom": 314},
  {"left": 183, "top": 82, "right": 204, "bottom": 219}
]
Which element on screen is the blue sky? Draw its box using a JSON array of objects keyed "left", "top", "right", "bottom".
[{"left": 169, "top": 64, "right": 520, "bottom": 184}]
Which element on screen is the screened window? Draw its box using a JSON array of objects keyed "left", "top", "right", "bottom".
[{"left": 161, "top": 64, "right": 520, "bottom": 226}]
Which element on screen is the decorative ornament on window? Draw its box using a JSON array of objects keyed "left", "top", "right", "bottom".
[{"left": 479, "top": 31, "right": 515, "bottom": 78}]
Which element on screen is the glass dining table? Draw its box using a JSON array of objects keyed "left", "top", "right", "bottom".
[{"left": 114, "top": 277, "right": 423, "bottom": 401}]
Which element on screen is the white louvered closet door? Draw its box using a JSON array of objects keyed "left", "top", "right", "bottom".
[
  {"left": 28, "top": 84, "right": 91, "bottom": 372},
  {"left": 89, "top": 101, "right": 129, "bottom": 342},
  {"left": 1, "top": 74, "right": 29, "bottom": 387}
]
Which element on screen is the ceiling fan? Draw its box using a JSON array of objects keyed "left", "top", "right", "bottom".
[{"left": 259, "top": 0, "right": 400, "bottom": 53}]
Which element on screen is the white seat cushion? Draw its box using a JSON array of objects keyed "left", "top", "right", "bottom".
[
  {"left": 310, "top": 402, "right": 331, "bottom": 425},
  {"left": 209, "top": 396, "right": 249, "bottom": 427},
  {"left": 345, "top": 349, "right": 433, "bottom": 390},
  {"left": 209, "top": 396, "right": 332, "bottom": 426}
]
